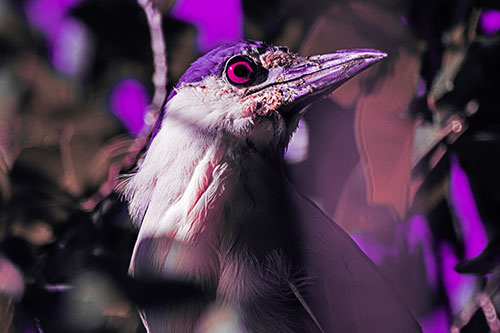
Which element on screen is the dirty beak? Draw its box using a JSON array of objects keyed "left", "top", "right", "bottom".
[{"left": 249, "top": 49, "right": 387, "bottom": 115}]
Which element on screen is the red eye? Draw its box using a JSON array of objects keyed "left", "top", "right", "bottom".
[{"left": 226, "top": 59, "right": 255, "bottom": 85}]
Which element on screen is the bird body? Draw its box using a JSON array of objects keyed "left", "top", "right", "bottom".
[{"left": 124, "top": 40, "right": 421, "bottom": 332}]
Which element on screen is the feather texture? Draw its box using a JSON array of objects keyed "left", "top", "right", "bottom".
[{"left": 123, "top": 40, "right": 421, "bottom": 332}]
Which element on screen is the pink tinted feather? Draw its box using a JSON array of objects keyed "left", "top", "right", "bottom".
[{"left": 291, "top": 185, "right": 421, "bottom": 332}]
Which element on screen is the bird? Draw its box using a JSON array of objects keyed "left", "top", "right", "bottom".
[{"left": 123, "top": 40, "right": 421, "bottom": 332}]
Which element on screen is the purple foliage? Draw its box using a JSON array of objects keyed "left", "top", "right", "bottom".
[
  {"left": 480, "top": 10, "right": 500, "bottom": 35},
  {"left": 407, "top": 215, "right": 438, "bottom": 290},
  {"left": 170, "top": 0, "right": 243, "bottom": 52},
  {"left": 110, "top": 79, "right": 150, "bottom": 137},
  {"left": 24, "top": 0, "right": 89, "bottom": 75},
  {"left": 449, "top": 156, "right": 487, "bottom": 260}
]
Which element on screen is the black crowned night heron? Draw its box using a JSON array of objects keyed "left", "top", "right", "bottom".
[{"left": 123, "top": 40, "right": 420, "bottom": 332}]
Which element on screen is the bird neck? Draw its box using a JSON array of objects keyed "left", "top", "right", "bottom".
[
  {"left": 128, "top": 128, "right": 306, "bottom": 329},
  {"left": 127, "top": 120, "right": 298, "bottom": 258},
  {"left": 219, "top": 144, "right": 302, "bottom": 262}
]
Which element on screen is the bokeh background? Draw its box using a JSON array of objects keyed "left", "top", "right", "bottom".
[{"left": 1, "top": 0, "right": 500, "bottom": 331}]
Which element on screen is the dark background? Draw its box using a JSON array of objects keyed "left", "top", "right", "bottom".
[{"left": 1, "top": 0, "right": 500, "bottom": 331}]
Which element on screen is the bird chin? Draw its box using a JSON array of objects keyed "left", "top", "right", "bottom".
[
  {"left": 277, "top": 102, "right": 309, "bottom": 122},
  {"left": 277, "top": 88, "right": 333, "bottom": 120}
]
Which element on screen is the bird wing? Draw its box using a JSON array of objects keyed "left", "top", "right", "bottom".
[{"left": 291, "top": 186, "right": 421, "bottom": 332}]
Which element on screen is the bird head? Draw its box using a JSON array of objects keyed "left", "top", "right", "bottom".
[
  {"left": 124, "top": 41, "right": 386, "bottom": 228},
  {"left": 155, "top": 40, "right": 386, "bottom": 150}
]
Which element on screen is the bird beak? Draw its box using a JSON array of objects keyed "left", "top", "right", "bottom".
[{"left": 248, "top": 49, "right": 387, "bottom": 115}]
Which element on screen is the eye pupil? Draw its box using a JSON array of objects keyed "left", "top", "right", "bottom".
[
  {"left": 234, "top": 64, "right": 250, "bottom": 78},
  {"left": 226, "top": 58, "right": 255, "bottom": 85}
]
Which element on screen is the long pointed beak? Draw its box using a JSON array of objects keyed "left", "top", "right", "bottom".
[{"left": 248, "top": 49, "right": 387, "bottom": 115}]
